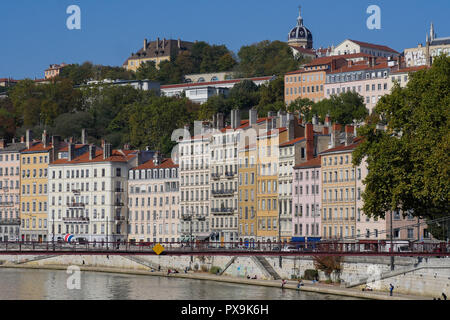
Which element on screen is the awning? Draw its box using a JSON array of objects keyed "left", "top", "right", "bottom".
[
  {"left": 197, "top": 235, "right": 210, "bottom": 241},
  {"left": 306, "top": 237, "right": 322, "bottom": 242},
  {"left": 291, "top": 237, "right": 306, "bottom": 242}
]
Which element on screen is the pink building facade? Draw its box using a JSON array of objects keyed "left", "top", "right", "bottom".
[
  {"left": 0, "top": 140, "right": 26, "bottom": 241},
  {"left": 292, "top": 157, "right": 321, "bottom": 239},
  {"left": 324, "top": 58, "right": 392, "bottom": 114}
]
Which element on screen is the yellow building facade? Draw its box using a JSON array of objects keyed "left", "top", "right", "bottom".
[
  {"left": 320, "top": 144, "right": 358, "bottom": 239},
  {"left": 238, "top": 145, "right": 257, "bottom": 243},
  {"left": 256, "top": 128, "right": 288, "bottom": 243},
  {"left": 20, "top": 141, "right": 52, "bottom": 242}
]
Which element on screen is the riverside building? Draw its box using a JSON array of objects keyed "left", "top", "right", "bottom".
[
  {"left": 178, "top": 124, "right": 212, "bottom": 242},
  {"left": 0, "top": 139, "right": 26, "bottom": 241},
  {"left": 20, "top": 131, "right": 60, "bottom": 242},
  {"left": 128, "top": 154, "right": 180, "bottom": 243},
  {"left": 48, "top": 142, "right": 141, "bottom": 244}
]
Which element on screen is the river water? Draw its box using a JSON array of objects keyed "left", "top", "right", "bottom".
[{"left": 0, "top": 268, "right": 359, "bottom": 300}]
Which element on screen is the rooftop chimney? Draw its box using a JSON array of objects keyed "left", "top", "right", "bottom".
[
  {"left": 178, "top": 38, "right": 181, "bottom": 49},
  {"left": 89, "top": 144, "right": 96, "bottom": 160},
  {"left": 153, "top": 151, "right": 162, "bottom": 166},
  {"left": 0, "top": 139, "right": 5, "bottom": 149},
  {"left": 81, "top": 128, "right": 87, "bottom": 145},
  {"left": 331, "top": 123, "right": 342, "bottom": 148},
  {"left": 20, "top": 136, "right": 25, "bottom": 143},
  {"left": 216, "top": 113, "right": 224, "bottom": 130},
  {"left": 345, "top": 125, "right": 354, "bottom": 146},
  {"left": 312, "top": 115, "right": 318, "bottom": 125},
  {"left": 26, "top": 130, "right": 32, "bottom": 149},
  {"left": 287, "top": 118, "right": 295, "bottom": 141},
  {"left": 42, "top": 130, "right": 48, "bottom": 148},
  {"left": 249, "top": 108, "right": 258, "bottom": 126},
  {"left": 68, "top": 143, "right": 75, "bottom": 161},
  {"left": 103, "top": 142, "right": 112, "bottom": 159},
  {"left": 231, "top": 109, "right": 241, "bottom": 129},
  {"left": 322, "top": 126, "right": 329, "bottom": 135},
  {"left": 305, "top": 123, "right": 314, "bottom": 160},
  {"left": 144, "top": 38, "right": 148, "bottom": 50}
]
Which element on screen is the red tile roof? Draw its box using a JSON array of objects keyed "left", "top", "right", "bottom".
[
  {"left": 279, "top": 137, "right": 305, "bottom": 147},
  {"left": 51, "top": 149, "right": 138, "bottom": 165},
  {"left": 349, "top": 40, "right": 399, "bottom": 54},
  {"left": 132, "top": 158, "right": 177, "bottom": 170},
  {"left": 328, "top": 60, "right": 389, "bottom": 74},
  {"left": 57, "top": 144, "right": 88, "bottom": 152},
  {"left": 22, "top": 141, "right": 55, "bottom": 153},
  {"left": 319, "top": 140, "right": 362, "bottom": 155},
  {"left": 390, "top": 65, "right": 429, "bottom": 74},
  {"left": 293, "top": 156, "right": 321, "bottom": 169}
]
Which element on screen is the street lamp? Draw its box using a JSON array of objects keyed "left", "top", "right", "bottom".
[{"left": 182, "top": 210, "right": 205, "bottom": 263}]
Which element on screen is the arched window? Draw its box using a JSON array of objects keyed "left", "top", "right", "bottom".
[
  {"left": 198, "top": 77, "right": 205, "bottom": 83},
  {"left": 211, "top": 76, "right": 218, "bottom": 81}
]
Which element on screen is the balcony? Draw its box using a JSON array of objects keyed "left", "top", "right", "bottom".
[
  {"left": 66, "top": 202, "right": 85, "bottom": 208},
  {"left": 211, "top": 173, "right": 221, "bottom": 180},
  {"left": 0, "top": 202, "right": 14, "bottom": 207},
  {"left": 0, "top": 218, "right": 20, "bottom": 225},
  {"left": 115, "top": 188, "right": 124, "bottom": 192},
  {"left": 72, "top": 189, "right": 81, "bottom": 195},
  {"left": 212, "top": 189, "right": 235, "bottom": 197},
  {"left": 63, "top": 217, "right": 90, "bottom": 224},
  {"left": 225, "top": 172, "right": 235, "bottom": 178},
  {"left": 114, "top": 202, "right": 125, "bottom": 207},
  {"left": 211, "top": 207, "right": 234, "bottom": 215}
]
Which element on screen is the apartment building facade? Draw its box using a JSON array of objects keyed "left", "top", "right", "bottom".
[
  {"left": 0, "top": 140, "right": 26, "bottom": 241},
  {"left": 179, "top": 128, "right": 211, "bottom": 242},
  {"left": 292, "top": 157, "right": 321, "bottom": 239},
  {"left": 128, "top": 154, "right": 180, "bottom": 243},
  {"left": 20, "top": 131, "right": 55, "bottom": 242},
  {"left": 48, "top": 143, "right": 139, "bottom": 244},
  {"left": 319, "top": 128, "right": 359, "bottom": 239}
]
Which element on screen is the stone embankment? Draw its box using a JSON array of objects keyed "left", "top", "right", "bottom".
[{"left": 0, "top": 254, "right": 447, "bottom": 299}]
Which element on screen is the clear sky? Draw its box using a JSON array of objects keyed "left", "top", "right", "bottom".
[{"left": 1, "top": 0, "right": 449, "bottom": 79}]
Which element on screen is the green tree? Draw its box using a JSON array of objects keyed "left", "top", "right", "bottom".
[
  {"left": 136, "top": 61, "right": 159, "bottom": 81},
  {"left": 353, "top": 55, "right": 450, "bottom": 238},
  {"left": 237, "top": 40, "right": 299, "bottom": 77},
  {"left": 287, "top": 97, "right": 314, "bottom": 119},
  {"left": 258, "top": 76, "right": 284, "bottom": 107},
  {"left": 228, "top": 80, "right": 260, "bottom": 110},
  {"left": 0, "top": 97, "right": 16, "bottom": 140}
]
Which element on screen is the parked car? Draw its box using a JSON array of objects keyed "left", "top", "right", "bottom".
[{"left": 281, "top": 245, "right": 298, "bottom": 252}]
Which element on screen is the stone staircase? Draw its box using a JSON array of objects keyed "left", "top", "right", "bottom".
[
  {"left": 345, "top": 261, "right": 450, "bottom": 288},
  {"left": 219, "top": 256, "right": 237, "bottom": 275},
  {"left": 252, "top": 256, "right": 281, "bottom": 280},
  {"left": 123, "top": 255, "right": 162, "bottom": 271},
  {"left": 14, "top": 255, "right": 58, "bottom": 264}
]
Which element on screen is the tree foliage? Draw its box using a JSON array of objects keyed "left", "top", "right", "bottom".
[
  {"left": 287, "top": 91, "right": 368, "bottom": 125},
  {"left": 237, "top": 40, "right": 302, "bottom": 78},
  {"left": 353, "top": 56, "right": 450, "bottom": 237}
]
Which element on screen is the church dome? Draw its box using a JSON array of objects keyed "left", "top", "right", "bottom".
[
  {"left": 287, "top": 7, "right": 313, "bottom": 49},
  {"left": 289, "top": 25, "right": 313, "bottom": 42}
]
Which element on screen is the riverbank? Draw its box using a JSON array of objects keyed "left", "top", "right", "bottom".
[{"left": 0, "top": 263, "right": 428, "bottom": 300}]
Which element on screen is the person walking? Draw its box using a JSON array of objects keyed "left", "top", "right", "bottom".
[
  {"left": 389, "top": 284, "right": 394, "bottom": 296},
  {"left": 281, "top": 279, "right": 287, "bottom": 289},
  {"left": 297, "top": 279, "right": 304, "bottom": 290},
  {"left": 442, "top": 293, "right": 447, "bottom": 300}
]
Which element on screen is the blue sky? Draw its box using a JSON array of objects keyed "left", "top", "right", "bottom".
[{"left": 1, "top": 0, "right": 449, "bottom": 79}]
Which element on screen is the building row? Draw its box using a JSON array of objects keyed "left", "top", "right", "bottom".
[{"left": 0, "top": 110, "right": 431, "bottom": 245}]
